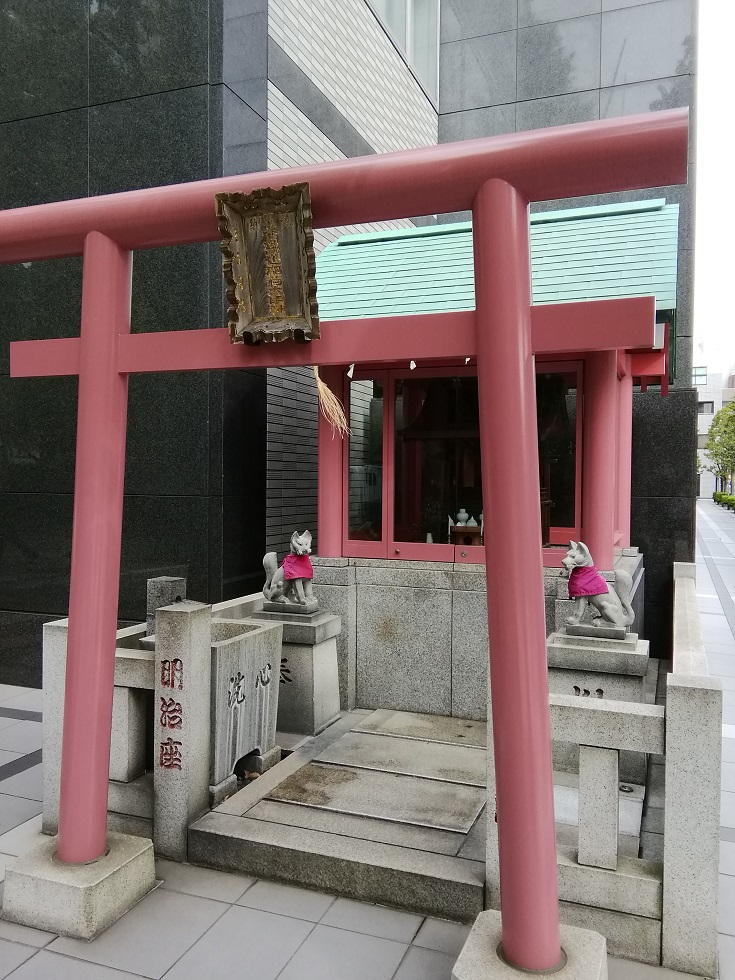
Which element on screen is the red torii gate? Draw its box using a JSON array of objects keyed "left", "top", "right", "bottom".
[{"left": 0, "top": 109, "right": 688, "bottom": 973}]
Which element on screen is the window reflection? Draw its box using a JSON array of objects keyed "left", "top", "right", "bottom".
[
  {"left": 346, "top": 369, "right": 579, "bottom": 554},
  {"left": 536, "top": 372, "right": 577, "bottom": 535},
  {"left": 394, "top": 377, "right": 482, "bottom": 544},
  {"left": 348, "top": 380, "right": 383, "bottom": 540}
]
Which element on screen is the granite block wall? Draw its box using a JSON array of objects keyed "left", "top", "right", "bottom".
[
  {"left": 0, "top": 0, "right": 270, "bottom": 685},
  {"left": 631, "top": 389, "right": 698, "bottom": 659},
  {"left": 438, "top": 0, "right": 698, "bottom": 657}
]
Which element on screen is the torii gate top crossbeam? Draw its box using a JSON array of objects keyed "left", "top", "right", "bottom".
[{"left": 0, "top": 109, "right": 687, "bottom": 264}]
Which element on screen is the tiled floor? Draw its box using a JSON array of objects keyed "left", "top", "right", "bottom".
[{"left": 0, "top": 498, "right": 732, "bottom": 978}]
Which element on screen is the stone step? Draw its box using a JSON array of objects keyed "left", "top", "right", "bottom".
[{"left": 187, "top": 809, "right": 485, "bottom": 923}]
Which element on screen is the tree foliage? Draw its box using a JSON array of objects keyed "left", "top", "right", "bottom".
[{"left": 704, "top": 402, "right": 735, "bottom": 480}]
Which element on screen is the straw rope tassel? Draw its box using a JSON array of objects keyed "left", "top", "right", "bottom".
[{"left": 313, "top": 366, "right": 349, "bottom": 438}]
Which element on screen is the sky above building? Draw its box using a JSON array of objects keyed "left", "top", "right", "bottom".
[{"left": 693, "top": 2, "right": 734, "bottom": 377}]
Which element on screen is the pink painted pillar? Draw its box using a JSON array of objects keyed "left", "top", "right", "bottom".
[
  {"left": 582, "top": 350, "right": 618, "bottom": 569},
  {"left": 317, "top": 365, "right": 345, "bottom": 557},
  {"left": 617, "top": 354, "right": 633, "bottom": 547},
  {"left": 473, "top": 179, "right": 562, "bottom": 972},
  {"left": 57, "top": 232, "right": 132, "bottom": 864}
]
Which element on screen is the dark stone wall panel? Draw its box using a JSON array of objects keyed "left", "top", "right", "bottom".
[
  {"left": 0, "top": 493, "right": 73, "bottom": 613},
  {"left": 0, "top": 375, "right": 78, "bottom": 494},
  {"left": 0, "top": 257, "right": 82, "bottom": 375},
  {"left": 223, "top": 494, "right": 266, "bottom": 600},
  {"left": 131, "top": 245, "right": 211, "bottom": 334},
  {"left": 124, "top": 373, "right": 210, "bottom": 497},
  {"left": 0, "top": 0, "right": 88, "bottom": 124},
  {"left": 631, "top": 389, "right": 697, "bottom": 498},
  {"left": 0, "top": 109, "right": 88, "bottom": 209},
  {"left": 89, "top": 86, "right": 210, "bottom": 195},
  {"left": 88, "top": 0, "right": 209, "bottom": 104},
  {"left": 630, "top": 496, "right": 695, "bottom": 608},
  {"left": 118, "top": 494, "right": 210, "bottom": 620},
  {"left": 0, "top": 612, "right": 62, "bottom": 688}
]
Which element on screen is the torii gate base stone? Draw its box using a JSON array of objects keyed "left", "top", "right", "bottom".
[{"left": 0, "top": 107, "right": 688, "bottom": 976}]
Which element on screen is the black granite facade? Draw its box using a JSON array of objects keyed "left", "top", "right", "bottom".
[
  {"left": 438, "top": 0, "right": 698, "bottom": 658},
  {"left": 0, "top": 0, "right": 269, "bottom": 686}
]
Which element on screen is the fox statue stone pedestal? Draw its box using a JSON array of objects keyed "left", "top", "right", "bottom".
[
  {"left": 255, "top": 530, "right": 341, "bottom": 734},
  {"left": 547, "top": 541, "right": 652, "bottom": 783}
]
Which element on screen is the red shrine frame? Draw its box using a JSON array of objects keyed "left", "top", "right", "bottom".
[{"left": 0, "top": 109, "right": 688, "bottom": 973}]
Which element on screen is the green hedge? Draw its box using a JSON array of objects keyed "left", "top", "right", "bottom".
[{"left": 714, "top": 491, "right": 735, "bottom": 508}]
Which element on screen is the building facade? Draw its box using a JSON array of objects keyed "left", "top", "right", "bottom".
[
  {"left": 436, "top": 0, "right": 697, "bottom": 654},
  {"left": 0, "top": 0, "right": 437, "bottom": 685},
  {"left": 696, "top": 368, "right": 735, "bottom": 497},
  {"left": 0, "top": 0, "right": 696, "bottom": 683}
]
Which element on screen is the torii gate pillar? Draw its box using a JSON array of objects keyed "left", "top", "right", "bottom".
[{"left": 474, "top": 179, "right": 562, "bottom": 970}]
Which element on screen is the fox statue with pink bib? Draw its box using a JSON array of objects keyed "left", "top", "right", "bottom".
[
  {"left": 263, "top": 530, "right": 316, "bottom": 608},
  {"left": 562, "top": 540, "right": 634, "bottom": 630}
]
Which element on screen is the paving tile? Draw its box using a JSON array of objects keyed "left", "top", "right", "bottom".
[
  {"left": 0, "top": 813, "right": 43, "bottom": 856},
  {"left": 607, "top": 955, "right": 699, "bottom": 978},
  {"left": 0, "top": 686, "right": 34, "bottom": 703},
  {"left": 413, "top": 917, "right": 471, "bottom": 956},
  {"left": 721, "top": 873, "right": 735, "bottom": 937},
  {"left": 0, "top": 718, "right": 24, "bottom": 734},
  {"left": 0, "top": 919, "right": 57, "bottom": 948},
  {"left": 0, "top": 722, "right": 43, "bottom": 754},
  {"left": 720, "top": 934, "right": 735, "bottom": 980},
  {"left": 0, "top": 746, "right": 23, "bottom": 763},
  {"left": 722, "top": 840, "right": 735, "bottom": 876},
  {"left": 48, "top": 887, "right": 228, "bottom": 979},
  {"left": 0, "top": 938, "right": 36, "bottom": 979},
  {"left": 0, "top": 852, "right": 8, "bottom": 882},
  {"left": 393, "top": 945, "right": 456, "bottom": 980},
  {"left": 236, "top": 879, "right": 334, "bottom": 921},
  {"left": 0, "top": 763, "right": 43, "bottom": 801},
  {"left": 0, "top": 794, "right": 42, "bottom": 836},
  {"left": 0, "top": 690, "right": 43, "bottom": 712},
  {"left": 320, "top": 897, "right": 422, "bottom": 942},
  {"left": 155, "top": 859, "right": 255, "bottom": 904},
  {"left": 162, "top": 905, "right": 313, "bottom": 980},
  {"left": 723, "top": 791, "right": 735, "bottom": 829},
  {"left": 707, "top": 655, "right": 735, "bottom": 677},
  {"left": 275, "top": 924, "right": 407, "bottom": 980},
  {"left": 6, "top": 950, "right": 145, "bottom": 980},
  {"left": 724, "top": 740, "right": 735, "bottom": 765}
]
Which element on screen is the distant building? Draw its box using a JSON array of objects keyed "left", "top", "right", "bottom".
[{"left": 696, "top": 368, "right": 735, "bottom": 496}]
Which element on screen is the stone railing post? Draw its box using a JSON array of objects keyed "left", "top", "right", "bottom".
[
  {"left": 578, "top": 745, "right": 619, "bottom": 870},
  {"left": 662, "top": 564, "right": 722, "bottom": 977},
  {"left": 153, "top": 600, "right": 212, "bottom": 861}
]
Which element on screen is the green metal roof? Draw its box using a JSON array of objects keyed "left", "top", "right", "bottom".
[{"left": 315, "top": 199, "right": 679, "bottom": 319}]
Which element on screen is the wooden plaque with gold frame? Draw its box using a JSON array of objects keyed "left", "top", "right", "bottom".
[{"left": 215, "top": 182, "right": 319, "bottom": 345}]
